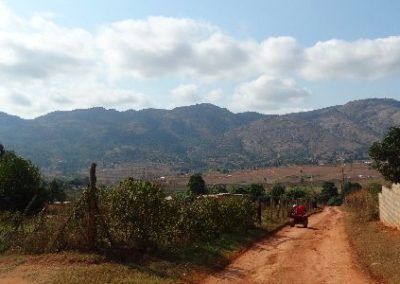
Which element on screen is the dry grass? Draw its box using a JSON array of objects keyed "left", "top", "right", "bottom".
[
  {"left": 0, "top": 228, "right": 272, "bottom": 284},
  {"left": 96, "top": 163, "right": 381, "bottom": 188},
  {"left": 345, "top": 203, "right": 400, "bottom": 283}
]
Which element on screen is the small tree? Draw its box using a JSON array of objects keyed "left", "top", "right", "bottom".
[
  {"left": 106, "top": 178, "right": 167, "bottom": 248},
  {"left": 0, "top": 150, "right": 47, "bottom": 212},
  {"left": 286, "top": 187, "right": 307, "bottom": 200},
  {"left": 188, "top": 173, "right": 206, "bottom": 195},
  {"left": 270, "top": 183, "right": 286, "bottom": 203},
  {"left": 0, "top": 144, "right": 5, "bottom": 158},
  {"left": 369, "top": 127, "right": 400, "bottom": 183},
  {"left": 248, "top": 184, "right": 265, "bottom": 200},
  {"left": 270, "top": 183, "right": 285, "bottom": 197},
  {"left": 320, "top": 182, "right": 338, "bottom": 204}
]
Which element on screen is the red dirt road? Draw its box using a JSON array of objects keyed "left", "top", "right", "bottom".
[{"left": 203, "top": 207, "right": 376, "bottom": 284}]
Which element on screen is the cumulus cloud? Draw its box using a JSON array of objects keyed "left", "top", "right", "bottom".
[
  {"left": 301, "top": 36, "right": 400, "bottom": 80},
  {"left": 97, "top": 17, "right": 257, "bottom": 81},
  {"left": 0, "top": 1, "right": 400, "bottom": 117},
  {"left": 231, "top": 75, "right": 310, "bottom": 113},
  {"left": 259, "top": 36, "right": 302, "bottom": 75},
  {"left": 0, "top": 80, "right": 150, "bottom": 118}
]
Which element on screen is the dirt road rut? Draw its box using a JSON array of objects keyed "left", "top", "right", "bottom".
[{"left": 203, "top": 207, "right": 376, "bottom": 284}]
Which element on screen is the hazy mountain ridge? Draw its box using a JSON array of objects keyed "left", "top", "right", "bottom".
[{"left": 0, "top": 99, "right": 399, "bottom": 175}]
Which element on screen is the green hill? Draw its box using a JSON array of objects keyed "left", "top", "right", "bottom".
[{"left": 0, "top": 99, "right": 399, "bottom": 176}]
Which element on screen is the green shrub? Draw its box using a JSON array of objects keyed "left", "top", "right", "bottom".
[
  {"left": 103, "top": 178, "right": 256, "bottom": 249},
  {"left": 166, "top": 196, "right": 256, "bottom": 243},
  {"left": 187, "top": 174, "right": 206, "bottom": 195},
  {"left": 0, "top": 150, "right": 48, "bottom": 212},
  {"left": 320, "top": 182, "right": 338, "bottom": 204},
  {"left": 327, "top": 196, "right": 343, "bottom": 206},
  {"left": 286, "top": 187, "right": 307, "bottom": 200},
  {"left": 105, "top": 178, "right": 167, "bottom": 248},
  {"left": 369, "top": 127, "right": 400, "bottom": 183},
  {"left": 248, "top": 184, "right": 265, "bottom": 201},
  {"left": 270, "top": 183, "right": 285, "bottom": 197}
]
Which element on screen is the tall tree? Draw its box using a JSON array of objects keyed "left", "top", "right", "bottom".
[
  {"left": 0, "top": 144, "right": 4, "bottom": 158},
  {"left": 0, "top": 151, "right": 46, "bottom": 212},
  {"left": 188, "top": 173, "right": 206, "bottom": 195},
  {"left": 320, "top": 182, "right": 338, "bottom": 204},
  {"left": 369, "top": 127, "right": 400, "bottom": 183}
]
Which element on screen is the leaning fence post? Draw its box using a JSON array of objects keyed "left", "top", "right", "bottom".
[
  {"left": 257, "top": 198, "right": 262, "bottom": 225},
  {"left": 87, "top": 163, "right": 97, "bottom": 250}
]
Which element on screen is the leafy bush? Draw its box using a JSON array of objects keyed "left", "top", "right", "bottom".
[
  {"left": 327, "top": 196, "right": 343, "bottom": 206},
  {"left": 248, "top": 184, "right": 265, "bottom": 201},
  {"left": 167, "top": 196, "right": 255, "bottom": 242},
  {"left": 286, "top": 187, "right": 307, "bottom": 200},
  {"left": 187, "top": 174, "right": 206, "bottom": 195},
  {"left": 320, "top": 182, "right": 338, "bottom": 204},
  {"left": 102, "top": 178, "right": 256, "bottom": 249},
  {"left": 270, "top": 183, "right": 285, "bottom": 203},
  {"left": 105, "top": 178, "right": 167, "bottom": 248},
  {"left": 369, "top": 127, "right": 400, "bottom": 183},
  {"left": 0, "top": 150, "right": 48, "bottom": 212}
]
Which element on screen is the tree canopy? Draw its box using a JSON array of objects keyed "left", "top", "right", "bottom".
[
  {"left": 0, "top": 144, "right": 5, "bottom": 158},
  {"left": 270, "top": 183, "right": 286, "bottom": 197},
  {"left": 320, "top": 182, "right": 339, "bottom": 204},
  {"left": 369, "top": 127, "right": 400, "bottom": 183},
  {"left": 0, "top": 150, "right": 45, "bottom": 212},
  {"left": 188, "top": 173, "right": 206, "bottom": 195}
]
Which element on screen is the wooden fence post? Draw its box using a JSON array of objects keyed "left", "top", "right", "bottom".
[
  {"left": 87, "top": 163, "right": 97, "bottom": 250},
  {"left": 257, "top": 198, "right": 262, "bottom": 225}
]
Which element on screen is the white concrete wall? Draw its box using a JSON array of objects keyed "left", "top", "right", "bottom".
[{"left": 379, "top": 184, "right": 400, "bottom": 230}]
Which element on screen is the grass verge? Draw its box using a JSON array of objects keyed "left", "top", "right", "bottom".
[
  {"left": 0, "top": 228, "right": 271, "bottom": 283},
  {"left": 344, "top": 209, "right": 400, "bottom": 284}
]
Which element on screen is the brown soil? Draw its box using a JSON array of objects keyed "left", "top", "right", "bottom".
[
  {"left": 0, "top": 276, "right": 30, "bottom": 284},
  {"left": 203, "top": 207, "right": 376, "bottom": 284}
]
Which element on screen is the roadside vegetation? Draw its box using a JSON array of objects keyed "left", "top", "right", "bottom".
[
  {"left": 0, "top": 144, "right": 327, "bottom": 283},
  {"left": 343, "top": 127, "right": 400, "bottom": 284},
  {"left": 344, "top": 183, "right": 400, "bottom": 284}
]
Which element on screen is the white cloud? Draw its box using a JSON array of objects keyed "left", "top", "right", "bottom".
[
  {"left": 0, "top": 1, "right": 400, "bottom": 118},
  {"left": 259, "top": 36, "right": 302, "bottom": 75},
  {"left": 231, "top": 75, "right": 310, "bottom": 113},
  {"left": 301, "top": 36, "right": 400, "bottom": 80},
  {"left": 171, "top": 83, "right": 199, "bottom": 103},
  {"left": 0, "top": 75, "right": 150, "bottom": 118},
  {"left": 97, "top": 17, "right": 257, "bottom": 81}
]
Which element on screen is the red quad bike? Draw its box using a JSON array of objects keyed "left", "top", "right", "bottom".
[{"left": 289, "top": 213, "right": 308, "bottom": 228}]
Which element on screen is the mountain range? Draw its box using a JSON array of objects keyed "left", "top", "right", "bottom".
[{"left": 1, "top": 98, "right": 399, "bottom": 176}]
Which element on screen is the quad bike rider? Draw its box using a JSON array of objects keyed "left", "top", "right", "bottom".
[{"left": 289, "top": 204, "right": 308, "bottom": 228}]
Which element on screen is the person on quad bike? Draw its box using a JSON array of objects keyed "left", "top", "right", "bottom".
[
  {"left": 290, "top": 204, "right": 308, "bottom": 227},
  {"left": 292, "top": 204, "right": 306, "bottom": 216}
]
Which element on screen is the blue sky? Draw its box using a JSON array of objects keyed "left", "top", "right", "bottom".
[{"left": 1, "top": 0, "right": 400, "bottom": 117}]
